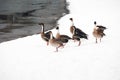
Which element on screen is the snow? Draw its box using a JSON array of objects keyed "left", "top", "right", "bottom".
[{"left": 0, "top": 0, "right": 120, "bottom": 80}]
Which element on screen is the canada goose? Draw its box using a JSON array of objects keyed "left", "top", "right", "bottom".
[
  {"left": 39, "top": 23, "right": 51, "bottom": 45},
  {"left": 56, "top": 26, "right": 72, "bottom": 44},
  {"left": 93, "top": 21, "right": 107, "bottom": 43},
  {"left": 49, "top": 31, "right": 64, "bottom": 52},
  {"left": 70, "top": 18, "right": 88, "bottom": 39},
  {"left": 69, "top": 18, "right": 88, "bottom": 39}
]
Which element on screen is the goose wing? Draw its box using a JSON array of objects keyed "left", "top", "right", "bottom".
[
  {"left": 75, "top": 28, "right": 88, "bottom": 39},
  {"left": 97, "top": 25, "right": 107, "bottom": 30}
]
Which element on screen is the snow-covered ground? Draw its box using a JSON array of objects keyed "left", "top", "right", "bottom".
[{"left": 0, "top": 0, "right": 120, "bottom": 80}]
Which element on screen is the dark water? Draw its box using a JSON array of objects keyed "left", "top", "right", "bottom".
[{"left": 0, "top": 0, "right": 69, "bottom": 43}]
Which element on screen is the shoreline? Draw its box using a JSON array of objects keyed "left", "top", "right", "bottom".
[{"left": 0, "top": 0, "right": 69, "bottom": 43}]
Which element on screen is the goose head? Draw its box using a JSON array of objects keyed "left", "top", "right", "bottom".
[
  {"left": 94, "top": 21, "right": 98, "bottom": 29},
  {"left": 69, "top": 18, "right": 73, "bottom": 21},
  {"left": 94, "top": 21, "right": 97, "bottom": 26},
  {"left": 56, "top": 25, "right": 60, "bottom": 33},
  {"left": 56, "top": 24, "right": 60, "bottom": 30},
  {"left": 56, "top": 26, "right": 59, "bottom": 30},
  {"left": 69, "top": 18, "right": 74, "bottom": 26},
  {"left": 56, "top": 25, "right": 60, "bottom": 37}
]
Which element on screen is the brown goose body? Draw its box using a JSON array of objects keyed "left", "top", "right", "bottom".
[
  {"left": 49, "top": 31, "right": 64, "bottom": 52},
  {"left": 56, "top": 26, "right": 72, "bottom": 44},
  {"left": 93, "top": 21, "right": 106, "bottom": 43},
  {"left": 72, "top": 27, "right": 81, "bottom": 46},
  {"left": 69, "top": 18, "right": 88, "bottom": 46},
  {"left": 93, "top": 28, "right": 105, "bottom": 38}
]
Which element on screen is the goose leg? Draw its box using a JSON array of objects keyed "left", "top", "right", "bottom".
[
  {"left": 61, "top": 45, "right": 64, "bottom": 48},
  {"left": 55, "top": 45, "right": 61, "bottom": 52},
  {"left": 96, "top": 38, "right": 97, "bottom": 43},
  {"left": 47, "top": 42, "right": 49, "bottom": 46},
  {"left": 56, "top": 47, "right": 58, "bottom": 52},
  {"left": 100, "top": 38, "right": 101, "bottom": 42},
  {"left": 74, "top": 39, "right": 76, "bottom": 42},
  {"left": 55, "top": 44, "right": 64, "bottom": 52},
  {"left": 78, "top": 40, "right": 81, "bottom": 46},
  {"left": 73, "top": 40, "right": 75, "bottom": 42}
]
